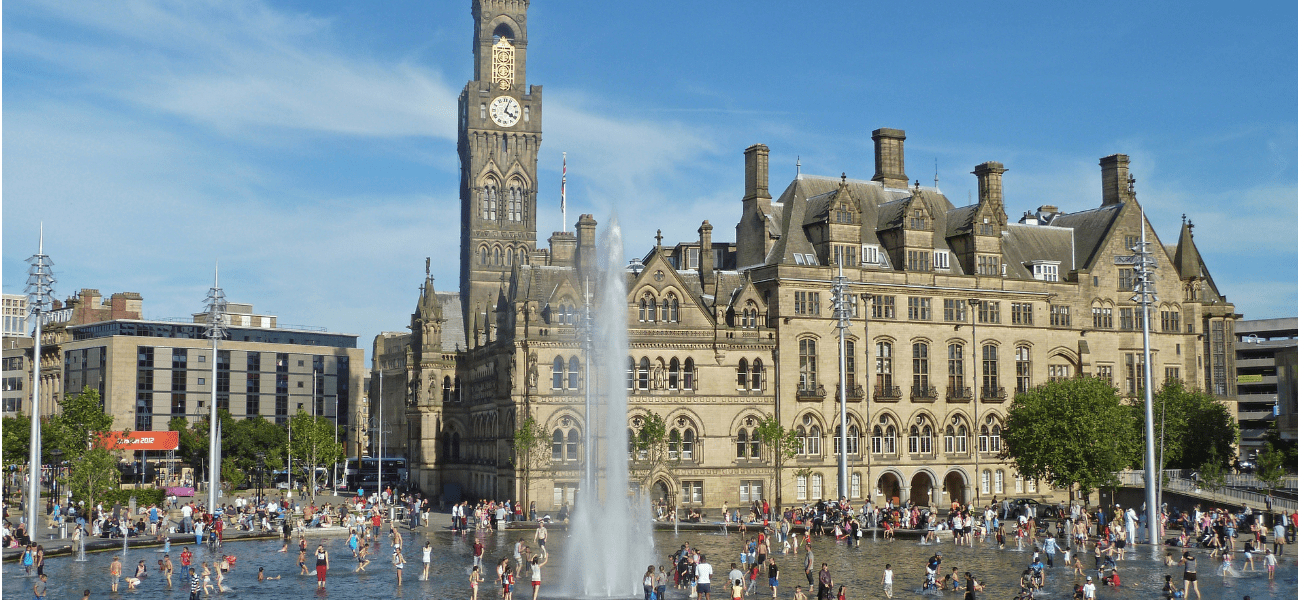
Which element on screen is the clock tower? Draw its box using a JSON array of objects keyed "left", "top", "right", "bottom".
[{"left": 459, "top": 0, "right": 542, "bottom": 336}]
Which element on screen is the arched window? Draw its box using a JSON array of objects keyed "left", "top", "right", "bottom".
[
  {"left": 796, "top": 426, "right": 808, "bottom": 455},
  {"left": 876, "top": 341, "right": 894, "bottom": 391},
  {"left": 991, "top": 424, "right": 1002, "bottom": 452},
  {"left": 1015, "top": 346, "right": 1032, "bottom": 393},
  {"left": 503, "top": 245, "right": 512, "bottom": 266},
  {"left": 482, "top": 181, "right": 498, "bottom": 221},
  {"left": 750, "top": 359, "right": 764, "bottom": 391},
  {"left": 683, "top": 358, "right": 695, "bottom": 390},
  {"left": 669, "top": 295, "right": 680, "bottom": 322},
  {"left": 979, "top": 425, "right": 990, "bottom": 453},
  {"left": 480, "top": 246, "right": 489, "bottom": 265},
  {"left": 944, "top": 425, "right": 956, "bottom": 454},
  {"left": 749, "top": 426, "right": 760, "bottom": 457},
  {"left": 913, "top": 342, "right": 930, "bottom": 394},
  {"left": 845, "top": 340, "right": 856, "bottom": 389},
  {"left": 736, "top": 429, "right": 748, "bottom": 459},
  {"left": 493, "top": 246, "right": 502, "bottom": 266},
  {"left": 668, "top": 357, "right": 680, "bottom": 390},
  {"left": 442, "top": 376, "right": 452, "bottom": 402},
  {"left": 920, "top": 424, "right": 933, "bottom": 454},
  {"left": 982, "top": 344, "right": 999, "bottom": 394},
  {"left": 638, "top": 357, "right": 651, "bottom": 390},
  {"left": 908, "top": 425, "right": 920, "bottom": 454},
  {"left": 947, "top": 343, "right": 964, "bottom": 391},
  {"left": 552, "top": 356, "right": 565, "bottom": 390},
  {"left": 552, "top": 430, "right": 564, "bottom": 460},
  {"left": 661, "top": 298, "right": 670, "bottom": 323},
  {"left": 567, "top": 429, "right": 580, "bottom": 459},
  {"left": 834, "top": 424, "right": 860, "bottom": 455},
  {"left": 668, "top": 429, "right": 681, "bottom": 459},
  {"left": 737, "top": 358, "right": 749, "bottom": 389},
  {"left": 507, "top": 181, "right": 524, "bottom": 222},
  {"left": 807, "top": 425, "right": 822, "bottom": 455},
  {"left": 644, "top": 293, "right": 657, "bottom": 322},
  {"left": 626, "top": 357, "right": 635, "bottom": 390},
  {"left": 871, "top": 425, "right": 883, "bottom": 454},
  {"left": 568, "top": 356, "right": 580, "bottom": 389},
  {"left": 639, "top": 298, "right": 648, "bottom": 323},
  {"left": 956, "top": 424, "right": 968, "bottom": 453},
  {"left": 682, "top": 428, "right": 695, "bottom": 460},
  {"left": 627, "top": 427, "right": 637, "bottom": 460},
  {"left": 799, "top": 338, "right": 818, "bottom": 392},
  {"left": 884, "top": 425, "right": 897, "bottom": 454}
]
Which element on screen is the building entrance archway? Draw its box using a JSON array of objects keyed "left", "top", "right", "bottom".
[
  {"left": 943, "top": 470, "right": 967, "bottom": 506},
  {"left": 909, "top": 471, "right": 934, "bottom": 507},
  {"left": 652, "top": 480, "right": 671, "bottom": 504},
  {"left": 877, "top": 472, "right": 901, "bottom": 506}
]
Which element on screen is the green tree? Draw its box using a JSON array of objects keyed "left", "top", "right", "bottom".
[
  {"left": 512, "top": 413, "right": 550, "bottom": 513},
  {"left": 67, "top": 447, "right": 121, "bottom": 508},
  {"left": 47, "top": 386, "right": 116, "bottom": 460},
  {"left": 288, "top": 410, "right": 343, "bottom": 506},
  {"left": 1135, "top": 380, "right": 1238, "bottom": 470},
  {"left": 1002, "top": 377, "right": 1140, "bottom": 498},
  {"left": 1256, "top": 443, "right": 1289, "bottom": 498},
  {"left": 631, "top": 412, "right": 670, "bottom": 488},
  {"left": 753, "top": 416, "right": 802, "bottom": 511},
  {"left": 1198, "top": 448, "right": 1227, "bottom": 493}
]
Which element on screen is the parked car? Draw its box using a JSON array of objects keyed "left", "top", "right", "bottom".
[{"left": 1011, "top": 498, "right": 1061, "bottom": 519}]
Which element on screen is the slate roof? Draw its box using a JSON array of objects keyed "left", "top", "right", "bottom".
[
  {"left": 1047, "top": 204, "right": 1123, "bottom": 271},
  {"left": 1002, "top": 224, "right": 1077, "bottom": 278},
  {"left": 436, "top": 292, "right": 465, "bottom": 351}
]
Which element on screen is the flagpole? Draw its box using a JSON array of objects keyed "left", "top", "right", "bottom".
[{"left": 561, "top": 152, "right": 567, "bottom": 233}]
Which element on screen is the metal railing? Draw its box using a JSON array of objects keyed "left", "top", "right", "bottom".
[
  {"left": 873, "top": 385, "right": 902, "bottom": 401},
  {"left": 946, "top": 386, "right": 972, "bottom": 402},
  {"left": 1116, "top": 470, "right": 1297, "bottom": 512},
  {"left": 911, "top": 385, "right": 938, "bottom": 401}
]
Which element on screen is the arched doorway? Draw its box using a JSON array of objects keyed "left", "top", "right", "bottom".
[
  {"left": 878, "top": 472, "right": 902, "bottom": 506},
  {"left": 652, "top": 480, "right": 671, "bottom": 504},
  {"left": 943, "top": 470, "right": 967, "bottom": 506},
  {"left": 910, "top": 471, "right": 934, "bottom": 507}
]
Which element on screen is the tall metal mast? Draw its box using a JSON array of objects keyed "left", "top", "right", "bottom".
[
  {"left": 204, "top": 264, "right": 227, "bottom": 511},
  {"left": 24, "top": 226, "right": 56, "bottom": 541},
  {"left": 832, "top": 262, "right": 850, "bottom": 500},
  {"left": 1131, "top": 203, "right": 1160, "bottom": 544}
]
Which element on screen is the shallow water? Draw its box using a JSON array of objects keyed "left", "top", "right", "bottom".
[{"left": 3, "top": 528, "right": 1296, "bottom": 599}]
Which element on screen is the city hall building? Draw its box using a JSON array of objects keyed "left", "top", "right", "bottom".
[{"left": 377, "top": 0, "right": 1239, "bottom": 511}]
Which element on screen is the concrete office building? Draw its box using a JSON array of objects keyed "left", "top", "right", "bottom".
[{"left": 1235, "top": 318, "right": 1298, "bottom": 456}]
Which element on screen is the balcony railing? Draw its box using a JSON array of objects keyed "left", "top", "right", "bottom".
[
  {"left": 796, "top": 383, "right": 826, "bottom": 400},
  {"left": 911, "top": 385, "right": 938, "bottom": 402},
  {"left": 873, "top": 385, "right": 902, "bottom": 402},
  {"left": 836, "top": 384, "right": 865, "bottom": 402},
  {"left": 946, "top": 386, "right": 972, "bottom": 402},
  {"left": 980, "top": 386, "right": 1007, "bottom": 403}
]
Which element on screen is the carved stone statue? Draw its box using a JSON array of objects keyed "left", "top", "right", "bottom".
[
  {"left": 526, "top": 351, "right": 539, "bottom": 390},
  {"left": 653, "top": 365, "right": 666, "bottom": 390}
]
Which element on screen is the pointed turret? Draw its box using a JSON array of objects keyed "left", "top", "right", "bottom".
[{"left": 1173, "top": 217, "right": 1203, "bottom": 280}]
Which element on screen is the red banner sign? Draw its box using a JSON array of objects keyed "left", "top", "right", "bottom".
[{"left": 97, "top": 431, "right": 180, "bottom": 451}]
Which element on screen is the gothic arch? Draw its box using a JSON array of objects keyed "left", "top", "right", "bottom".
[
  {"left": 663, "top": 408, "right": 706, "bottom": 437},
  {"left": 727, "top": 409, "right": 770, "bottom": 435}
]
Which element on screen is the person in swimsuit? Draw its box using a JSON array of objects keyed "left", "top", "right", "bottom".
[
  {"left": 356, "top": 541, "right": 371, "bottom": 572},
  {"left": 471, "top": 565, "right": 484, "bottom": 600},
  {"left": 109, "top": 555, "right": 123, "bottom": 592},
  {"left": 1178, "top": 551, "right": 1200, "bottom": 599},
  {"left": 315, "top": 544, "right": 330, "bottom": 588},
  {"left": 298, "top": 546, "right": 308, "bottom": 575},
  {"left": 163, "top": 554, "right": 175, "bottom": 588}
]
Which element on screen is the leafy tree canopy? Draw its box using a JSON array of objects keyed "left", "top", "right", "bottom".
[
  {"left": 1131, "top": 379, "right": 1237, "bottom": 470},
  {"left": 1002, "top": 377, "right": 1139, "bottom": 496}
]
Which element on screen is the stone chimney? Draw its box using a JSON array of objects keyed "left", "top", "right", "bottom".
[
  {"left": 698, "top": 220, "right": 715, "bottom": 287},
  {"left": 574, "top": 214, "right": 598, "bottom": 275},
  {"left": 871, "top": 128, "right": 909, "bottom": 189},
  {"left": 973, "top": 161, "right": 1008, "bottom": 208},
  {"left": 548, "top": 231, "right": 577, "bottom": 267},
  {"left": 1100, "top": 154, "right": 1132, "bottom": 206},
  {"left": 743, "top": 144, "right": 771, "bottom": 202}
]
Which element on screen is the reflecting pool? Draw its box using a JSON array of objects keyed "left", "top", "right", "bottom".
[{"left": 4, "top": 527, "right": 1296, "bottom": 599}]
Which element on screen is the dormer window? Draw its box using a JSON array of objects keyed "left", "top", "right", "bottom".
[
  {"left": 833, "top": 245, "right": 857, "bottom": 267},
  {"left": 835, "top": 203, "right": 853, "bottom": 224},
  {"left": 793, "top": 253, "right": 806, "bottom": 265},
  {"left": 861, "top": 245, "right": 880, "bottom": 266},
  {"left": 978, "top": 222, "right": 997, "bottom": 236},
  {"left": 933, "top": 251, "right": 950, "bottom": 270},
  {"left": 1030, "top": 261, "right": 1060, "bottom": 282}
]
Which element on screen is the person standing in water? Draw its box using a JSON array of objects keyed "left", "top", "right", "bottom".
[
  {"left": 109, "top": 555, "right": 123, "bottom": 592},
  {"left": 421, "top": 541, "right": 433, "bottom": 580},
  {"left": 1178, "top": 551, "right": 1200, "bottom": 599},
  {"left": 392, "top": 546, "right": 406, "bottom": 585},
  {"left": 315, "top": 543, "right": 330, "bottom": 589},
  {"left": 528, "top": 554, "right": 549, "bottom": 600}
]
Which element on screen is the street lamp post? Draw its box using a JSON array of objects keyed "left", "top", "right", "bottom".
[
  {"left": 25, "top": 226, "right": 56, "bottom": 541},
  {"left": 968, "top": 297, "right": 981, "bottom": 506},
  {"left": 1131, "top": 207, "right": 1160, "bottom": 545},
  {"left": 204, "top": 265, "right": 226, "bottom": 513},
  {"left": 256, "top": 452, "right": 266, "bottom": 507},
  {"left": 50, "top": 449, "right": 63, "bottom": 511}
]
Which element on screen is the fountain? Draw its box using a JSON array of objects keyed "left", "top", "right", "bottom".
[{"left": 561, "top": 216, "right": 656, "bottom": 598}]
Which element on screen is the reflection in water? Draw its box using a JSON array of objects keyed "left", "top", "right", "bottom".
[{"left": 5, "top": 527, "right": 1295, "bottom": 599}]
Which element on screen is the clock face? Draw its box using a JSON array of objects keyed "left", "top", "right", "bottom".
[{"left": 489, "top": 96, "right": 521, "bottom": 127}]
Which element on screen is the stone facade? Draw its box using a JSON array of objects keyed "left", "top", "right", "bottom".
[{"left": 380, "top": 1, "right": 1239, "bottom": 512}]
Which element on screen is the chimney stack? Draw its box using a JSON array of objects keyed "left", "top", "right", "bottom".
[
  {"left": 871, "top": 128, "right": 909, "bottom": 189},
  {"left": 1100, "top": 154, "right": 1132, "bottom": 206},
  {"left": 743, "top": 144, "right": 771, "bottom": 201},
  {"left": 973, "top": 161, "right": 1008, "bottom": 208},
  {"left": 574, "top": 214, "right": 598, "bottom": 275},
  {"left": 548, "top": 231, "right": 577, "bottom": 267},
  {"left": 698, "top": 220, "right": 715, "bottom": 287}
]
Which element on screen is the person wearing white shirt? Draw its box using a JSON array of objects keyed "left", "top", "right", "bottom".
[{"left": 695, "top": 556, "right": 714, "bottom": 600}]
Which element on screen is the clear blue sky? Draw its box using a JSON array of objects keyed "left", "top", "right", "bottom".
[{"left": 4, "top": 0, "right": 1296, "bottom": 364}]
